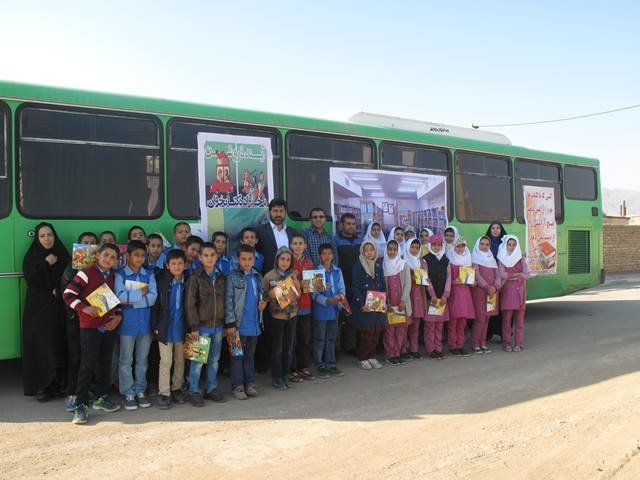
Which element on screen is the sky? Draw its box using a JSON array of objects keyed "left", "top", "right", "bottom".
[{"left": 1, "top": 0, "right": 638, "bottom": 190}]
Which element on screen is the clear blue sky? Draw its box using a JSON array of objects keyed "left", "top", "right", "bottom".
[{"left": 1, "top": 0, "right": 638, "bottom": 190}]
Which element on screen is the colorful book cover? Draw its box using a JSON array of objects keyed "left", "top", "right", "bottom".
[
  {"left": 71, "top": 243, "right": 99, "bottom": 270},
  {"left": 413, "top": 268, "right": 430, "bottom": 286},
  {"left": 420, "top": 245, "right": 430, "bottom": 258},
  {"left": 428, "top": 300, "right": 446, "bottom": 316},
  {"left": 274, "top": 276, "right": 300, "bottom": 309},
  {"left": 302, "top": 269, "right": 327, "bottom": 293},
  {"left": 227, "top": 330, "right": 244, "bottom": 357},
  {"left": 184, "top": 335, "right": 211, "bottom": 363},
  {"left": 459, "top": 266, "right": 475, "bottom": 285},
  {"left": 386, "top": 306, "right": 407, "bottom": 325},
  {"left": 337, "top": 293, "right": 352, "bottom": 315},
  {"left": 486, "top": 293, "right": 498, "bottom": 313},
  {"left": 124, "top": 280, "right": 148, "bottom": 291},
  {"left": 85, "top": 283, "right": 120, "bottom": 317},
  {"left": 365, "top": 290, "right": 387, "bottom": 313}
]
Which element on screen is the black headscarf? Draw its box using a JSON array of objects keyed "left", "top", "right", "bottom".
[
  {"left": 23, "top": 222, "right": 71, "bottom": 289},
  {"left": 485, "top": 221, "right": 507, "bottom": 260}
]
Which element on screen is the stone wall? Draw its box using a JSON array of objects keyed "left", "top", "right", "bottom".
[{"left": 604, "top": 224, "right": 640, "bottom": 272}]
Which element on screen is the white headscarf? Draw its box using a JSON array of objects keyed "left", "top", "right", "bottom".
[
  {"left": 358, "top": 240, "right": 378, "bottom": 278},
  {"left": 471, "top": 236, "right": 498, "bottom": 269},
  {"left": 420, "top": 227, "right": 434, "bottom": 245},
  {"left": 382, "top": 240, "right": 406, "bottom": 277},
  {"left": 388, "top": 227, "right": 406, "bottom": 251},
  {"left": 404, "top": 239, "right": 422, "bottom": 270},
  {"left": 364, "top": 222, "right": 386, "bottom": 257},
  {"left": 444, "top": 225, "right": 459, "bottom": 251},
  {"left": 446, "top": 236, "right": 472, "bottom": 266},
  {"left": 497, "top": 234, "right": 523, "bottom": 268}
]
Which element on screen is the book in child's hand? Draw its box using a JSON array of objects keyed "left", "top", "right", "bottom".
[
  {"left": 71, "top": 243, "right": 99, "bottom": 270},
  {"left": 387, "top": 306, "right": 407, "bottom": 325},
  {"left": 274, "top": 276, "right": 300, "bottom": 309},
  {"left": 86, "top": 283, "right": 121, "bottom": 317},
  {"left": 184, "top": 335, "right": 211, "bottom": 363},
  {"left": 336, "top": 293, "right": 352, "bottom": 315},
  {"left": 458, "top": 266, "right": 475, "bottom": 285},
  {"left": 428, "top": 299, "right": 446, "bottom": 316},
  {"left": 124, "top": 280, "right": 148, "bottom": 291},
  {"left": 365, "top": 290, "right": 387, "bottom": 313},
  {"left": 420, "top": 245, "right": 430, "bottom": 258},
  {"left": 413, "top": 268, "right": 430, "bottom": 286},
  {"left": 227, "top": 330, "right": 244, "bottom": 357},
  {"left": 486, "top": 293, "right": 497, "bottom": 313},
  {"left": 302, "top": 269, "right": 327, "bottom": 293}
]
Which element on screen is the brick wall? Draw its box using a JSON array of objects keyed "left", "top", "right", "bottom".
[{"left": 604, "top": 225, "right": 640, "bottom": 272}]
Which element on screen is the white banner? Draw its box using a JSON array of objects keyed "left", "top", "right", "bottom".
[{"left": 523, "top": 185, "right": 557, "bottom": 276}]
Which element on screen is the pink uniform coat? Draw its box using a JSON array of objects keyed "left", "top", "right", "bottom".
[
  {"left": 448, "top": 264, "right": 476, "bottom": 320},
  {"left": 499, "top": 259, "right": 529, "bottom": 311},
  {"left": 472, "top": 264, "right": 501, "bottom": 318}
]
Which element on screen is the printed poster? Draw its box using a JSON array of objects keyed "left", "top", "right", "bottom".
[
  {"left": 523, "top": 185, "right": 557, "bottom": 276},
  {"left": 197, "top": 133, "right": 274, "bottom": 251}
]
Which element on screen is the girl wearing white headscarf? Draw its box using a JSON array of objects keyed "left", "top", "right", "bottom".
[
  {"left": 470, "top": 236, "right": 501, "bottom": 354},
  {"left": 382, "top": 240, "right": 412, "bottom": 365},
  {"left": 446, "top": 237, "right": 476, "bottom": 356},
  {"left": 497, "top": 235, "right": 529, "bottom": 352},
  {"left": 444, "top": 225, "right": 459, "bottom": 253},
  {"left": 364, "top": 222, "right": 386, "bottom": 258},
  {"left": 388, "top": 226, "right": 406, "bottom": 253},
  {"left": 404, "top": 239, "right": 428, "bottom": 359},
  {"left": 419, "top": 227, "right": 433, "bottom": 257}
]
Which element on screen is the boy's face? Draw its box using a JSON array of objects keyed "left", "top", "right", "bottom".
[
  {"left": 445, "top": 230, "right": 455, "bottom": 243},
  {"left": 241, "top": 231, "right": 258, "bottom": 247},
  {"left": 167, "top": 258, "right": 185, "bottom": 278},
  {"left": 238, "top": 251, "right": 255, "bottom": 272},
  {"left": 394, "top": 229, "right": 404, "bottom": 242},
  {"left": 147, "top": 238, "right": 163, "bottom": 257},
  {"left": 277, "top": 252, "right": 292, "bottom": 271},
  {"left": 174, "top": 225, "right": 191, "bottom": 245},
  {"left": 129, "top": 228, "right": 146, "bottom": 242},
  {"left": 97, "top": 248, "right": 118, "bottom": 270},
  {"left": 290, "top": 237, "right": 306, "bottom": 256},
  {"left": 199, "top": 247, "right": 218, "bottom": 270},
  {"left": 213, "top": 235, "right": 227, "bottom": 255},
  {"left": 127, "top": 248, "right": 146, "bottom": 270},
  {"left": 320, "top": 249, "right": 333, "bottom": 266},
  {"left": 185, "top": 243, "right": 200, "bottom": 262},
  {"left": 80, "top": 234, "right": 97, "bottom": 245},
  {"left": 100, "top": 233, "right": 116, "bottom": 244}
]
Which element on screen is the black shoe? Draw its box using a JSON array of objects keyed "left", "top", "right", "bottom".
[
  {"left": 400, "top": 353, "right": 413, "bottom": 362},
  {"left": 385, "top": 357, "right": 399, "bottom": 366},
  {"left": 190, "top": 392, "right": 204, "bottom": 407},
  {"left": 410, "top": 352, "right": 424, "bottom": 361},
  {"left": 171, "top": 389, "right": 185, "bottom": 404},
  {"left": 204, "top": 389, "right": 226, "bottom": 403},
  {"left": 36, "top": 390, "right": 51, "bottom": 402},
  {"left": 428, "top": 351, "right": 440, "bottom": 359},
  {"left": 459, "top": 349, "right": 471, "bottom": 357},
  {"left": 158, "top": 395, "right": 171, "bottom": 410},
  {"left": 437, "top": 351, "right": 445, "bottom": 359},
  {"left": 395, "top": 356, "right": 407, "bottom": 365},
  {"left": 450, "top": 349, "right": 462, "bottom": 357}
]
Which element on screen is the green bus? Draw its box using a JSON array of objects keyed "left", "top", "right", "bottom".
[{"left": 0, "top": 81, "right": 602, "bottom": 360}]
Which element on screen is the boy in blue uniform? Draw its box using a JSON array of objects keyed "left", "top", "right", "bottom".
[
  {"left": 213, "top": 231, "right": 231, "bottom": 276},
  {"left": 230, "top": 227, "right": 264, "bottom": 273},
  {"left": 184, "top": 235, "right": 203, "bottom": 275},
  {"left": 115, "top": 240, "right": 158, "bottom": 410}
]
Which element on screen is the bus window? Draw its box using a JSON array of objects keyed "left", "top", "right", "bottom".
[
  {"left": 286, "top": 132, "right": 374, "bottom": 220},
  {"left": 167, "top": 120, "right": 280, "bottom": 219},
  {"left": 380, "top": 141, "right": 452, "bottom": 220},
  {"left": 455, "top": 151, "right": 513, "bottom": 223},
  {"left": 18, "top": 107, "right": 162, "bottom": 218},
  {"left": 515, "top": 159, "right": 563, "bottom": 223},
  {"left": 0, "top": 103, "right": 10, "bottom": 218},
  {"left": 564, "top": 165, "right": 597, "bottom": 200}
]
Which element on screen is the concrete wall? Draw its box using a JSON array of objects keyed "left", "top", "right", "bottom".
[{"left": 604, "top": 224, "right": 640, "bottom": 272}]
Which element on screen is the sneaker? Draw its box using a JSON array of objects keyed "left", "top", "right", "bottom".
[
  {"left": 503, "top": 345, "right": 513, "bottom": 352},
  {"left": 123, "top": 395, "right": 138, "bottom": 411},
  {"left": 190, "top": 392, "right": 204, "bottom": 407},
  {"left": 136, "top": 393, "right": 151, "bottom": 408},
  {"left": 65, "top": 395, "right": 78, "bottom": 412},
  {"left": 396, "top": 356, "right": 407, "bottom": 365},
  {"left": 481, "top": 346, "right": 492, "bottom": 354},
  {"left": 459, "top": 349, "right": 471, "bottom": 357},
  {"left": 92, "top": 395, "right": 120, "bottom": 413},
  {"left": 282, "top": 376, "right": 294, "bottom": 388},
  {"left": 472, "top": 347, "right": 483, "bottom": 354},
  {"left": 410, "top": 352, "right": 424, "bottom": 361},
  {"left": 359, "top": 360, "right": 373, "bottom": 370},
  {"left": 204, "top": 389, "right": 226, "bottom": 403},
  {"left": 171, "top": 389, "right": 185, "bottom": 404},
  {"left": 369, "top": 358, "right": 383, "bottom": 369},
  {"left": 272, "top": 378, "right": 287, "bottom": 390},
  {"left": 316, "top": 366, "right": 331, "bottom": 379},
  {"left": 327, "top": 366, "right": 344, "bottom": 377},
  {"left": 450, "top": 349, "right": 462, "bottom": 357},
  {"left": 233, "top": 387, "right": 248, "bottom": 400},
  {"left": 245, "top": 384, "right": 258, "bottom": 397},
  {"left": 158, "top": 395, "right": 171, "bottom": 410},
  {"left": 385, "top": 357, "right": 398, "bottom": 366},
  {"left": 72, "top": 404, "right": 89, "bottom": 425},
  {"left": 513, "top": 345, "right": 523, "bottom": 352},
  {"left": 436, "top": 351, "right": 446, "bottom": 359},
  {"left": 400, "top": 353, "right": 413, "bottom": 362},
  {"left": 428, "top": 351, "right": 440, "bottom": 359}
]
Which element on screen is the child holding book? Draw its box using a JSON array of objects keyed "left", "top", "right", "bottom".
[
  {"left": 146, "top": 233, "right": 165, "bottom": 270},
  {"left": 115, "top": 240, "right": 158, "bottom": 410},
  {"left": 185, "top": 242, "right": 229, "bottom": 406},
  {"left": 262, "top": 246, "right": 300, "bottom": 390},
  {"left": 446, "top": 237, "right": 476, "bottom": 357},
  {"left": 152, "top": 249, "right": 189, "bottom": 409},
  {"left": 424, "top": 235, "right": 451, "bottom": 359},
  {"left": 290, "top": 234, "right": 316, "bottom": 382},
  {"left": 63, "top": 243, "right": 123, "bottom": 425},
  {"left": 213, "top": 231, "right": 231, "bottom": 276},
  {"left": 225, "top": 245, "right": 267, "bottom": 399},
  {"left": 229, "top": 227, "right": 264, "bottom": 273},
  {"left": 382, "top": 240, "right": 412, "bottom": 365},
  {"left": 404, "top": 238, "right": 428, "bottom": 360},
  {"left": 471, "top": 236, "right": 501, "bottom": 354},
  {"left": 497, "top": 235, "right": 529, "bottom": 352},
  {"left": 349, "top": 241, "right": 386, "bottom": 370},
  {"left": 312, "top": 243, "right": 346, "bottom": 378}
]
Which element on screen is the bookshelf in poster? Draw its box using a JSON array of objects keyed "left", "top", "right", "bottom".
[
  {"left": 184, "top": 335, "right": 211, "bottom": 363},
  {"left": 458, "top": 266, "right": 475, "bottom": 285},
  {"left": 71, "top": 243, "right": 99, "bottom": 270},
  {"left": 85, "top": 284, "right": 120, "bottom": 317},
  {"left": 302, "top": 269, "right": 327, "bottom": 293},
  {"left": 274, "top": 276, "right": 300, "bottom": 309},
  {"left": 365, "top": 290, "right": 387, "bottom": 313}
]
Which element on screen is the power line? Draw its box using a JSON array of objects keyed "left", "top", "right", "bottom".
[{"left": 472, "top": 103, "right": 640, "bottom": 129}]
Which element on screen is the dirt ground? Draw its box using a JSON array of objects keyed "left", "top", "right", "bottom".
[{"left": 1, "top": 274, "right": 639, "bottom": 480}]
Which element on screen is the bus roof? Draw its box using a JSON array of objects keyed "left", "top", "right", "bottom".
[{"left": 0, "top": 80, "right": 599, "bottom": 167}]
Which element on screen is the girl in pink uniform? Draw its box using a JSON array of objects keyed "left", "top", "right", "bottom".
[
  {"left": 446, "top": 237, "right": 476, "bottom": 357},
  {"left": 382, "top": 240, "right": 412, "bottom": 365},
  {"left": 404, "top": 239, "right": 427, "bottom": 360},
  {"left": 424, "top": 235, "right": 451, "bottom": 359},
  {"left": 470, "top": 236, "right": 501, "bottom": 354},
  {"left": 497, "top": 235, "right": 529, "bottom": 352}
]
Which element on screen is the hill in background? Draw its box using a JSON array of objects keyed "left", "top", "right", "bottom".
[{"left": 602, "top": 188, "right": 640, "bottom": 216}]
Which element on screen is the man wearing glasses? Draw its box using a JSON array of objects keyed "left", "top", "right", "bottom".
[{"left": 302, "top": 207, "right": 338, "bottom": 267}]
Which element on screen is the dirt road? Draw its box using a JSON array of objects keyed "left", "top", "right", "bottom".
[{"left": 1, "top": 274, "right": 639, "bottom": 479}]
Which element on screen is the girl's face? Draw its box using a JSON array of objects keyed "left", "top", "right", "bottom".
[
  {"left": 363, "top": 243, "right": 376, "bottom": 261},
  {"left": 431, "top": 242, "right": 443, "bottom": 253},
  {"left": 420, "top": 231, "right": 429, "bottom": 244},
  {"left": 371, "top": 224, "right": 381, "bottom": 238},
  {"left": 387, "top": 242, "right": 398, "bottom": 258},
  {"left": 507, "top": 239, "right": 517, "bottom": 253},
  {"left": 479, "top": 238, "right": 491, "bottom": 252},
  {"left": 405, "top": 230, "right": 415, "bottom": 240},
  {"left": 38, "top": 226, "right": 55, "bottom": 250},
  {"left": 394, "top": 229, "right": 404, "bottom": 242},
  {"left": 409, "top": 242, "right": 420, "bottom": 256},
  {"left": 454, "top": 244, "right": 466, "bottom": 255},
  {"left": 277, "top": 252, "right": 292, "bottom": 271},
  {"left": 445, "top": 230, "right": 455, "bottom": 244},
  {"left": 490, "top": 224, "right": 502, "bottom": 237}
]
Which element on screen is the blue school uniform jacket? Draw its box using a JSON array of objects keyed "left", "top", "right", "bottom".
[
  {"left": 115, "top": 266, "right": 158, "bottom": 336},
  {"left": 312, "top": 264, "right": 346, "bottom": 321}
]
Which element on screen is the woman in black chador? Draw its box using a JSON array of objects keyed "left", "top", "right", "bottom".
[{"left": 22, "top": 222, "right": 70, "bottom": 401}]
